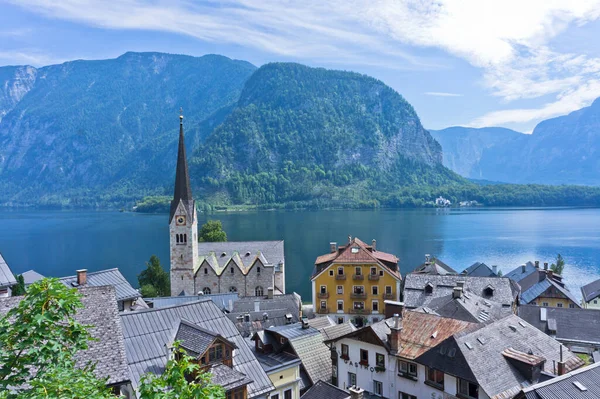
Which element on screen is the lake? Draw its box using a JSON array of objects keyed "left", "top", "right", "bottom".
[{"left": 1, "top": 207, "right": 599, "bottom": 301}]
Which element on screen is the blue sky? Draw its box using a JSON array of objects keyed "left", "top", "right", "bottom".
[{"left": 2, "top": 1, "right": 600, "bottom": 132}]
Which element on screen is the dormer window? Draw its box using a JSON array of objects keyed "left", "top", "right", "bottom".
[
  {"left": 484, "top": 285, "right": 494, "bottom": 297},
  {"left": 425, "top": 283, "right": 433, "bottom": 295},
  {"left": 351, "top": 247, "right": 360, "bottom": 254}
]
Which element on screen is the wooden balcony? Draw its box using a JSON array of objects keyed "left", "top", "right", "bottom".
[
  {"left": 352, "top": 274, "right": 364, "bottom": 280},
  {"left": 335, "top": 274, "right": 346, "bottom": 280},
  {"left": 349, "top": 308, "right": 371, "bottom": 314},
  {"left": 317, "top": 307, "right": 329, "bottom": 314},
  {"left": 317, "top": 292, "right": 329, "bottom": 299},
  {"left": 351, "top": 292, "right": 367, "bottom": 299},
  {"left": 383, "top": 293, "right": 395, "bottom": 300},
  {"left": 368, "top": 274, "right": 380, "bottom": 281}
]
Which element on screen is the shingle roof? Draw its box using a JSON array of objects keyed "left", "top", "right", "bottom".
[
  {"left": 462, "top": 262, "right": 498, "bottom": 277},
  {"left": 320, "top": 322, "right": 356, "bottom": 341},
  {"left": 413, "top": 259, "right": 458, "bottom": 275},
  {"left": 505, "top": 262, "right": 537, "bottom": 283},
  {"left": 146, "top": 292, "right": 239, "bottom": 310},
  {"left": 175, "top": 319, "right": 226, "bottom": 357},
  {"left": 518, "top": 305, "right": 600, "bottom": 345},
  {"left": 300, "top": 380, "right": 349, "bottom": 399},
  {"left": 0, "top": 252, "right": 17, "bottom": 288},
  {"left": 581, "top": 278, "right": 600, "bottom": 303},
  {"left": 307, "top": 316, "right": 335, "bottom": 330},
  {"left": 59, "top": 268, "right": 139, "bottom": 302},
  {"left": 120, "top": 299, "right": 274, "bottom": 397},
  {"left": 209, "top": 363, "right": 253, "bottom": 391},
  {"left": 0, "top": 286, "right": 130, "bottom": 386},
  {"left": 520, "top": 278, "right": 581, "bottom": 307},
  {"left": 252, "top": 348, "right": 301, "bottom": 373},
  {"left": 403, "top": 274, "right": 516, "bottom": 309},
  {"left": 228, "top": 293, "right": 302, "bottom": 337},
  {"left": 519, "top": 362, "right": 600, "bottom": 399},
  {"left": 20, "top": 270, "right": 44, "bottom": 285},
  {"left": 197, "top": 241, "right": 285, "bottom": 276},
  {"left": 417, "top": 314, "right": 585, "bottom": 399}
]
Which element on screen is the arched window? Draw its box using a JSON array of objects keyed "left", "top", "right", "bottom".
[
  {"left": 255, "top": 286, "right": 264, "bottom": 296},
  {"left": 229, "top": 286, "right": 238, "bottom": 293},
  {"left": 202, "top": 287, "right": 211, "bottom": 295},
  {"left": 183, "top": 234, "right": 187, "bottom": 243},
  {"left": 230, "top": 267, "right": 234, "bottom": 274},
  {"left": 257, "top": 267, "right": 261, "bottom": 274},
  {"left": 204, "top": 268, "right": 208, "bottom": 275},
  {"left": 176, "top": 234, "right": 180, "bottom": 243}
]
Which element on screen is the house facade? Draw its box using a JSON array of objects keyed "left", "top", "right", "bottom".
[
  {"left": 581, "top": 278, "right": 600, "bottom": 309},
  {"left": 311, "top": 237, "right": 401, "bottom": 327}
]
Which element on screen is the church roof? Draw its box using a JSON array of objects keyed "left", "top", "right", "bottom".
[{"left": 169, "top": 116, "right": 194, "bottom": 224}]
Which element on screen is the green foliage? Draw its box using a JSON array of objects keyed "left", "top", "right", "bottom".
[
  {"left": 0, "top": 279, "right": 115, "bottom": 399},
  {"left": 550, "top": 254, "right": 566, "bottom": 275},
  {"left": 11, "top": 275, "right": 25, "bottom": 296},
  {"left": 135, "top": 196, "right": 172, "bottom": 213},
  {"left": 496, "top": 269, "right": 503, "bottom": 277},
  {"left": 199, "top": 220, "right": 227, "bottom": 242},
  {"left": 138, "top": 255, "right": 170, "bottom": 297},
  {"left": 138, "top": 342, "right": 225, "bottom": 399},
  {"left": 140, "top": 284, "right": 159, "bottom": 298}
]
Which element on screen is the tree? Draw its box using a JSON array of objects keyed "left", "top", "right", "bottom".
[
  {"left": 550, "top": 254, "right": 566, "bottom": 275},
  {"left": 138, "top": 255, "right": 170, "bottom": 297},
  {"left": 199, "top": 220, "right": 227, "bottom": 242},
  {"left": 496, "top": 269, "right": 503, "bottom": 277},
  {"left": 0, "top": 278, "right": 115, "bottom": 399},
  {"left": 138, "top": 342, "right": 225, "bottom": 399},
  {"left": 10, "top": 274, "right": 26, "bottom": 296}
]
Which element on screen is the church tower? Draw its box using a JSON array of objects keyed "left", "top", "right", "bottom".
[{"left": 169, "top": 113, "right": 199, "bottom": 296}]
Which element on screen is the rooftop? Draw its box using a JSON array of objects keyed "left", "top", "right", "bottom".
[
  {"left": 300, "top": 380, "right": 349, "bottom": 399},
  {"left": 59, "top": 268, "right": 140, "bottom": 302},
  {"left": 209, "top": 363, "right": 253, "bottom": 391},
  {"left": 197, "top": 241, "right": 285, "bottom": 276},
  {"left": 0, "top": 252, "right": 17, "bottom": 288},
  {"left": 518, "top": 362, "right": 600, "bottom": 399},
  {"left": 462, "top": 262, "right": 499, "bottom": 277},
  {"left": 412, "top": 257, "right": 457, "bottom": 275},
  {"left": 518, "top": 305, "right": 600, "bottom": 345},
  {"left": 20, "top": 270, "right": 44, "bottom": 285},
  {"left": 581, "top": 278, "right": 600, "bottom": 303},
  {"left": 520, "top": 278, "right": 581, "bottom": 307}
]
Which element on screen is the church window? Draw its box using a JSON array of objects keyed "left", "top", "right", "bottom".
[
  {"left": 183, "top": 234, "right": 187, "bottom": 243},
  {"left": 231, "top": 267, "right": 234, "bottom": 274},
  {"left": 203, "top": 287, "right": 211, "bottom": 295},
  {"left": 255, "top": 286, "right": 264, "bottom": 296},
  {"left": 176, "top": 235, "right": 179, "bottom": 243},
  {"left": 229, "top": 286, "right": 238, "bottom": 293},
  {"left": 204, "top": 268, "right": 208, "bottom": 275},
  {"left": 257, "top": 267, "right": 261, "bottom": 274}
]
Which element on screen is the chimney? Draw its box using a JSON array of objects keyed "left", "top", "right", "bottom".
[
  {"left": 330, "top": 242, "right": 337, "bottom": 253},
  {"left": 348, "top": 386, "right": 364, "bottom": 399},
  {"left": 267, "top": 287, "right": 274, "bottom": 299},
  {"left": 521, "top": 264, "right": 526, "bottom": 273},
  {"left": 425, "top": 254, "right": 431, "bottom": 264},
  {"left": 389, "top": 313, "right": 403, "bottom": 353},
  {"left": 453, "top": 286, "right": 463, "bottom": 299},
  {"left": 492, "top": 265, "right": 498, "bottom": 275},
  {"left": 544, "top": 262, "right": 548, "bottom": 270},
  {"left": 557, "top": 346, "right": 566, "bottom": 376},
  {"left": 371, "top": 239, "right": 376, "bottom": 251},
  {"left": 301, "top": 318, "right": 309, "bottom": 329},
  {"left": 76, "top": 269, "right": 87, "bottom": 286},
  {"left": 348, "top": 235, "right": 352, "bottom": 244},
  {"left": 456, "top": 280, "right": 465, "bottom": 288},
  {"left": 535, "top": 261, "right": 540, "bottom": 269}
]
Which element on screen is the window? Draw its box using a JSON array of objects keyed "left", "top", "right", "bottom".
[
  {"left": 484, "top": 287, "right": 493, "bottom": 296},
  {"left": 203, "top": 287, "right": 211, "bottom": 295},
  {"left": 557, "top": 303, "right": 563, "bottom": 308},
  {"left": 176, "top": 235, "right": 179, "bottom": 243},
  {"left": 337, "top": 316, "right": 344, "bottom": 324},
  {"left": 229, "top": 286, "right": 237, "bottom": 293},
  {"left": 341, "top": 344, "right": 349, "bottom": 359},
  {"left": 284, "top": 389, "right": 292, "bottom": 399},
  {"left": 337, "top": 285, "right": 343, "bottom": 294},
  {"left": 280, "top": 337, "right": 286, "bottom": 344},
  {"left": 569, "top": 304, "right": 575, "bottom": 308},
  {"left": 337, "top": 300, "right": 344, "bottom": 311},
  {"left": 353, "top": 286, "right": 365, "bottom": 294},
  {"left": 385, "top": 286, "right": 392, "bottom": 294},
  {"left": 398, "top": 360, "right": 418, "bottom": 378},
  {"left": 372, "top": 300, "right": 379, "bottom": 312},
  {"left": 320, "top": 286, "right": 327, "bottom": 294},
  {"left": 426, "top": 367, "right": 444, "bottom": 389},
  {"left": 330, "top": 270, "right": 334, "bottom": 276},
  {"left": 355, "top": 267, "right": 362, "bottom": 276},
  {"left": 348, "top": 372, "right": 356, "bottom": 387},
  {"left": 425, "top": 284, "right": 433, "bottom": 295},
  {"left": 372, "top": 286, "right": 379, "bottom": 295},
  {"left": 183, "top": 234, "right": 187, "bottom": 243},
  {"left": 354, "top": 302, "right": 364, "bottom": 310},
  {"left": 360, "top": 349, "right": 369, "bottom": 365},
  {"left": 338, "top": 267, "right": 344, "bottom": 275},
  {"left": 230, "top": 267, "right": 234, "bottom": 274},
  {"left": 458, "top": 378, "right": 479, "bottom": 399},
  {"left": 379, "top": 270, "right": 384, "bottom": 276},
  {"left": 595, "top": 300, "right": 598, "bottom": 304},
  {"left": 204, "top": 268, "right": 208, "bottom": 275},
  {"left": 209, "top": 345, "right": 223, "bottom": 362},
  {"left": 542, "top": 302, "right": 549, "bottom": 306},
  {"left": 255, "top": 286, "right": 264, "bottom": 296},
  {"left": 373, "top": 380, "right": 383, "bottom": 396},
  {"left": 376, "top": 353, "right": 385, "bottom": 368},
  {"left": 272, "top": 395, "right": 279, "bottom": 399},
  {"left": 399, "top": 392, "right": 416, "bottom": 399},
  {"left": 371, "top": 267, "right": 377, "bottom": 275},
  {"left": 257, "top": 267, "right": 261, "bottom": 274},
  {"left": 320, "top": 301, "right": 327, "bottom": 309}
]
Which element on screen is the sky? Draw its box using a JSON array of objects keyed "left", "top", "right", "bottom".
[{"left": 2, "top": 1, "right": 600, "bottom": 132}]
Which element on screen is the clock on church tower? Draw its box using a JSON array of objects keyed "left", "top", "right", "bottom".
[{"left": 176, "top": 215, "right": 186, "bottom": 226}]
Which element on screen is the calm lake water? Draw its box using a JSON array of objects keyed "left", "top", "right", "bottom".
[{"left": 1, "top": 208, "right": 599, "bottom": 301}]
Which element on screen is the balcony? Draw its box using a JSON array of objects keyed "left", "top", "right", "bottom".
[
  {"left": 383, "top": 293, "right": 395, "bottom": 300},
  {"left": 350, "top": 292, "right": 367, "bottom": 299},
  {"left": 349, "top": 308, "right": 371, "bottom": 314},
  {"left": 368, "top": 274, "right": 380, "bottom": 281},
  {"left": 317, "top": 292, "right": 330, "bottom": 299},
  {"left": 335, "top": 274, "right": 346, "bottom": 281},
  {"left": 352, "top": 274, "right": 364, "bottom": 281},
  {"left": 317, "top": 307, "right": 329, "bottom": 314}
]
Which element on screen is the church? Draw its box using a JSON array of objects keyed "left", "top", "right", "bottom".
[{"left": 169, "top": 114, "right": 285, "bottom": 297}]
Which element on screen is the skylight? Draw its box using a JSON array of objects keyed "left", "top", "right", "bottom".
[
  {"left": 465, "top": 342, "right": 473, "bottom": 350},
  {"left": 573, "top": 381, "right": 587, "bottom": 391}
]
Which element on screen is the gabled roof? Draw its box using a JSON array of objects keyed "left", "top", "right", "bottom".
[
  {"left": 170, "top": 117, "right": 195, "bottom": 224},
  {"left": 197, "top": 241, "right": 285, "bottom": 276},
  {"left": 581, "top": 277, "right": 600, "bottom": 303},
  {"left": 20, "top": 270, "right": 45, "bottom": 285},
  {"left": 120, "top": 299, "right": 274, "bottom": 397},
  {"left": 518, "top": 305, "right": 600, "bottom": 345},
  {"left": 462, "top": 262, "right": 498, "bottom": 277},
  {"left": 413, "top": 258, "right": 457, "bottom": 275},
  {"left": 505, "top": 262, "right": 537, "bottom": 283},
  {"left": 146, "top": 292, "right": 240, "bottom": 310},
  {"left": 417, "top": 314, "right": 585, "bottom": 399},
  {"left": 300, "top": 380, "right": 350, "bottom": 399},
  {"left": 520, "top": 278, "right": 581, "bottom": 307},
  {"left": 0, "top": 252, "right": 17, "bottom": 288},
  {"left": 174, "top": 319, "right": 236, "bottom": 357},
  {"left": 0, "top": 286, "right": 130, "bottom": 386},
  {"left": 209, "top": 363, "right": 253, "bottom": 391},
  {"left": 59, "top": 268, "right": 139, "bottom": 302},
  {"left": 403, "top": 274, "right": 517, "bottom": 309},
  {"left": 518, "top": 362, "right": 600, "bottom": 399}
]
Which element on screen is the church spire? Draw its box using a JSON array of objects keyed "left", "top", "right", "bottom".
[{"left": 170, "top": 110, "right": 194, "bottom": 224}]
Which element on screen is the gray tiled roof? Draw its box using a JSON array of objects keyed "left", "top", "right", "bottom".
[
  {"left": 403, "top": 274, "right": 516, "bottom": 309},
  {"left": 227, "top": 293, "right": 302, "bottom": 337},
  {"left": 120, "top": 299, "right": 274, "bottom": 397},
  {"left": 59, "top": 268, "right": 139, "bottom": 302},
  {"left": 307, "top": 316, "right": 335, "bottom": 330},
  {"left": 320, "top": 322, "right": 356, "bottom": 341},
  {"left": 0, "top": 252, "right": 17, "bottom": 288},
  {"left": 520, "top": 278, "right": 581, "bottom": 307},
  {"left": 146, "top": 292, "right": 240, "bottom": 310},
  {"left": 462, "top": 262, "right": 498, "bottom": 277},
  {"left": 412, "top": 259, "right": 457, "bottom": 275},
  {"left": 414, "top": 290, "right": 511, "bottom": 323},
  {"left": 581, "top": 278, "right": 600, "bottom": 303},
  {"left": 198, "top": 241, "right": 285, "bottom": 272},
  {"left": 300, "top": 380, "right": 349, "bottom": 399},
  {"left": 518, "top": 305, "right": 600, "bottom": 345},
  {"left": 209, "top": 363, "right": 253, "bottom": 391},
  {"left": 175, "top": 319, "right": 220, "bottom": 357},
  {"left": 0, "top": 285, "right": 130, "bottom": 386},
  {"left": 520, "top": 362, "right": 600, "bottom": 399},
  {"left": 20, "top": 270, "right": 44, "bottom": 286},
  {"left": 252, "top": 346, "right": 301, "bottom": 373},
  {"left": 417, "top": 314, "right": 584, "bottom": 399}
]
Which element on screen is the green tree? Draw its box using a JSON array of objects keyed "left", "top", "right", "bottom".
[
  {"left": 199, "top": 220, "right": 227, "bottom": 242},
  {"left": 138, "top": 342, "right": 225, "bottom": 399},
  {"left": 138, "top": 255, "right": 170, "bottom": 297},
  {"left": 0, "top": 278, "right": 115, "bottom": 399},
  {"left": 10, "top": 274, "right": 26, "bottom": 296},
  {"left": 550, "top": 254, "right": 566, "bottom": 275}
]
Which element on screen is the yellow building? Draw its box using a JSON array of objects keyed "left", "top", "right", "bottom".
[
  {"left": 581, "top": 278, "right": 600, "bottom": 309},
  {"left": 311, "top": 237, "right": 401, "bottom": 327}
]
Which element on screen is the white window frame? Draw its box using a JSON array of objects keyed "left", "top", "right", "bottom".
[
  {"left": 337, "top": 300, "right": 344, "bottom": 312},
  {"left": 337, "top": 285, "right": 343, "bottom": 294}
]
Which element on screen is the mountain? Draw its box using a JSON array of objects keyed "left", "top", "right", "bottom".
[
  {"left": 429, "top": 127, "right": 524, "bottom": 179},
  {"left": 0, "top": 52, "right": 256, "bottom": 206},
  {"left": 190, "top": 63, "right": 463, "bottom": 206}
]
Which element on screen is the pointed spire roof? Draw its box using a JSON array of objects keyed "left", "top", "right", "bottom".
[{"left": 170, "top": 113, "right": 195, "bottom": 224}]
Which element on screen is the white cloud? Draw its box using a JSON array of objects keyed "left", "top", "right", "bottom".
[
  {"left": 424, "top": 92, "right": 463, "bottom": 97},
  {"left": 8, "top": 0, "right": 600, "bottom": 126},
  {"left": 0, "top": 50, "right": 64, "bottom": 66}
]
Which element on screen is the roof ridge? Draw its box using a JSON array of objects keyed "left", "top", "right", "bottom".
[
  {"left": 119, "top": 298, "right": 214, "bottom": 316},
  {"left": 521, "top": 361, "right": 600, "bottom": 392}
]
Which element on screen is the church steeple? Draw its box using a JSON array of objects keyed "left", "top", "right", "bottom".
[{"left": 170, "top": 112, "right": 194, "bottom": 224}]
